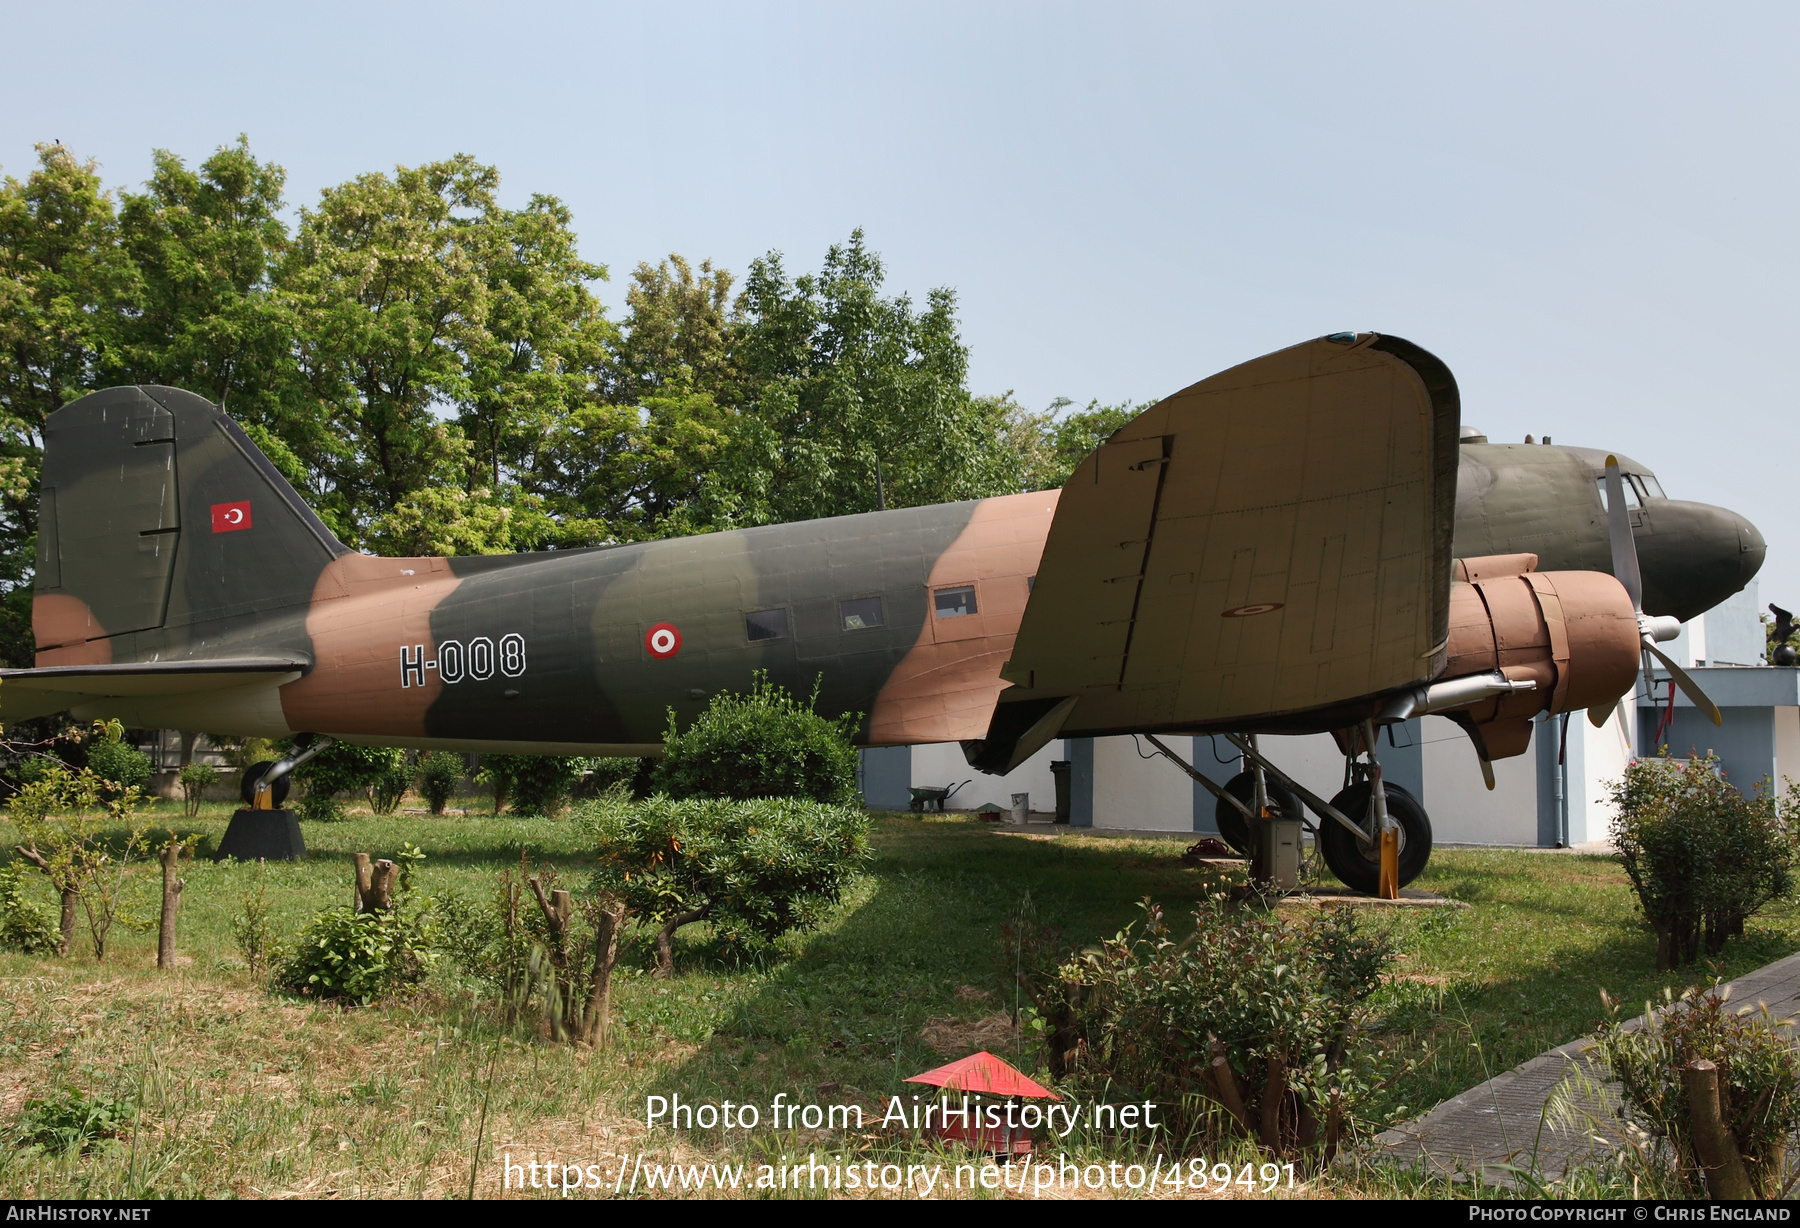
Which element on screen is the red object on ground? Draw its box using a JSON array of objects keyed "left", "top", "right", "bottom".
[
  {"left": 906, "top": 1051, "right": 1059, "bottom": 1099},
  {"left": 905, "top": 1051, "right": 1058, "bottom": 1155}
]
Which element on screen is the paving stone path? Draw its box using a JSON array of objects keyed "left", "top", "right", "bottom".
[{"left": 1374, "top": 950, "right": 1800, "bottom": 1181}]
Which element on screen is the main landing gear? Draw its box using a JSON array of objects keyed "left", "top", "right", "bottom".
[{"left": 1146, "top": 722, "right": 1434, "bottom": 897}]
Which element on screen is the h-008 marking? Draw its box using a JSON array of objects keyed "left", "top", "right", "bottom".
[{"left": 400, "top": 635, "right": 527, "bottom": 687}]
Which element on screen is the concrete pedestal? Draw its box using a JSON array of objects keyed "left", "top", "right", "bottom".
[{"left": 216, "top": 808, "right": 306, "bottom": 861}]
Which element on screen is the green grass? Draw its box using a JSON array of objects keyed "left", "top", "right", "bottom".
[{"left": 0, "top": 793, "right": 1789, "bottom": 1198}]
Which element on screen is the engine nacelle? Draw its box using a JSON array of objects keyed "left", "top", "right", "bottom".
[{"left": 1436, "top": 553, "right": 1642, "bottom": 759}]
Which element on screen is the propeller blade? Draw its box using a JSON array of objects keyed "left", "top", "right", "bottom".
[
  {"left": 1604, "top": 456, "right": 1644, "bottom": 613},
  {"left": 1589, "top": 704, "right": 1613, "bottom": 728},
  {"left": 1644, "top": 640, "right": 1723, "bottom": 727}
]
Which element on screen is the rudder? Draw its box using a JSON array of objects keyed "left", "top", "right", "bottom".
[{"left": 34, "top": 386, "right": 347, "bottom": 664}]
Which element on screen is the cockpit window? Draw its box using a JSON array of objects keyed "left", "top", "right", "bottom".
[
  {"left": 1596, "top": 476, "right": 1642, "bottom": 511},
  {"left": 1634, "top": 474, "right": 1665, "bottom": 500}
]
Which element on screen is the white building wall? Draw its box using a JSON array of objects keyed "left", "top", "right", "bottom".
[
  {"left": 1420, "top": 715, "right": 1538, "bottom": 845},
  {"left": 1574, "top": 698, "right": 1636, "bottom": 844},
  {"left": 910, "top": 739, "right": 1059, "bottom": 815},
  {"left": 1253, "top": 733, "right": 1347, "bottom": 803},
  {"left": 1777, "top": 707, "right": 1800, "bottom": 791},
  {"left": 1093, "top": 735, "right": 1193, "bottom": 831}
]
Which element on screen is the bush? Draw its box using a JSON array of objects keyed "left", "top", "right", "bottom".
[
  {"left": 293, "top": 743, "right": 408, "bottom": 821},
  {"left": 584, "top": 790, "right": 870, "bottom": 971},
  {"left": 653, "top": 673, "right": 859, "bottom": 803},
  {"left": 0, "top": 860, "right": 59, "bottom": 954},
  {"left": 416, "top": 752, "right": 464, "bottom": 815},
  {"left": 580, "top": 756, "right": 655, "bottom": 799},
  {"left": 1610, "top": 756, "right": 1797, "bottom": 970},
  {"left": 478, "top": 755, "right": 585, "bottom": 817},
  {"left": 1590, "top": 983, "right": 1800, "bottom": 1198},
  {"left": 276, "top": 845, "right": 433, "bottom": 1003},
  {"left": 177, "top": 763, "right": 217, "bottom": 817},
  {"left": 1029, "top": 895, "right": 1395, "bottom": 1158},
  {"left": 369, "top": 754, "right": 412, "bottom": 815},
  {"left": 84, "top": 738, "right": 152, "bottom": 797}
]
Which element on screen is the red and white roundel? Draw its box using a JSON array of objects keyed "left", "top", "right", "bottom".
[
  {"left": 1221, "top": 602, "right": 1284, "bottom": 618},
  {"left": 646, "top": 622, "right": 683, "bottom": 659}
]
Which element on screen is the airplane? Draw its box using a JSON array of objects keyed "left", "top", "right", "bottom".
[{"left": 1, "top": 333, "right": 1763, "bottom": 896}]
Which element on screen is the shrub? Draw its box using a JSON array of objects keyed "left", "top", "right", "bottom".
[
  {"left": 1590, "top": 983, "right": 1800, "bottom": 1198},
  {"left": 1610, "top": 756, "right": 1797, "bottom": 970},
  {"left": 1031, "top": 895, "right": 1395, "bottom": 1159},
  {"left": 293, "top": 743, "right": 408, "bottom": 821},
  {"left": 84, "top": 738, "right": 152, "bottom": 798},
  {"left": 580, "top": 756, "right": 655, "bottom": 799},
  {"left": 369, "top": 754, "right": 412, "bottom": 815},
  {"left": 0, "top": 860, "right": 60, "bottom": 954},
  {"left": 584, "top": 790, "right": 871, "bottom": 971},
  {"left": 653, "top": 673, "right": 859, "bottom": 803},
  {"left": 230, "top": 861, "right": 282, "bottom": 980},
  {"left": 416, "top": 752, "right": 464, "bottom": 815},
  {"left": 478, "top": 754, "right": 585, "bottom": 817},
  {"left": 177, "top": 763, "right": 217, "bottom": 817},
  {"left": 277, "top": 845, "right": 433, "bottom": 1003}
]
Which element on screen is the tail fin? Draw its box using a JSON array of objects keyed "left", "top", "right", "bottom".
[{"left": 33, "top": 385, "right": 347, "bottom": 663}]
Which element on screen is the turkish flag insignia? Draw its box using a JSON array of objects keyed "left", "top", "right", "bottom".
[{"left": 211, "top": 501, "right": 252, "bottom": 533}]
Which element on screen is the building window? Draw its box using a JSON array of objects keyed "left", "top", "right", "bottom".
[
  {"left": 745, "top": 608, "right": 789, "bottom": 641},
  {"left": 934, "top": 585, "right": 977, "bottom": 618},
  {"left": 840, "top": 597, "right": 884, "bottom": 630}
]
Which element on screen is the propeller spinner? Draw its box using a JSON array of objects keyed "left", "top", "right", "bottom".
[{"left": 1592, "top": 455, "right": 1722, "bottom": 729}]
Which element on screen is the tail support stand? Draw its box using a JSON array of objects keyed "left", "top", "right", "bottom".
[{"left": 1362, "top": 719, "right": 1400, "bottom": 900}]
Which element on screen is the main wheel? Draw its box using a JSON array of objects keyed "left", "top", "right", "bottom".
[
  {"left": 240, "top": 760, "right": 292, "bottom": 807},
  {"left": 1318, "top": 780, "right": 1432, "bottom": 894},
  {"left": 1214, "top": 770, "right": 1303, "bottom": 857}
]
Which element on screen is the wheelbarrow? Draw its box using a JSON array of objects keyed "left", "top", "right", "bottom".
[{"left": 909, "top": 780, "right": 971, "bottom": 812}]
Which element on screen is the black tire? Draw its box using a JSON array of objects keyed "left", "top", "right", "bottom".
[
  {"left": 239, "top": 760, "right": 292, "bottom": 807},
  {"left": 1318, "top": 780, "right": 1432, "bottom": 894},
  {"left": 1214, "top": 770, "right": 1303, "bottom": 857}
]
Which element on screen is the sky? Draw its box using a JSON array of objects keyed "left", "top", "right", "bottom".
[{"left": 3, "top": 1, "right": 1795, "bottom": 606}]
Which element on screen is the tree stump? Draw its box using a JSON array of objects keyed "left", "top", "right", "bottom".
[
  {"left": 157, "top": 835, "right": 186, "bottom": 970},
  {"left": 1684, "top": 1058, "right": 1752, "bottom": 1199}
]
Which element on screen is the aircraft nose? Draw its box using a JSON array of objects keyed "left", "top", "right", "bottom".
[{"left": 1635, "top": 500, "right": 1768, "bottom": 622}]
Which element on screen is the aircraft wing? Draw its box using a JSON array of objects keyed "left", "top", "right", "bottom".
[
  {"left": 1002, "top": 333, "right": 1459, "bottom": 735},
  {"left": 0, "top": 659, "right": 307, "bottom": 722}
]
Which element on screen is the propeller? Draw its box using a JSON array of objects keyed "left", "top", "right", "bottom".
[{"left": 1598, "top": 455, "right": 1722, "bottom": 728}]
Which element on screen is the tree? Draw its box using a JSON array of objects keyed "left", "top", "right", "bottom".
[
  {"left": 722, "top": 229, "right": 1024, "bottom": 524},
  {"left": 114, "top": 137, "right": 293, "bottom": 416},
  {"left": 0, "top": 145, "right": 136, "bottom": 665},
  {"left": 279, "top": 155, "right": 498, "bottom": 545}
]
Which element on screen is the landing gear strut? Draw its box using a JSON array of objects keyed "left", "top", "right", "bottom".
[{"left": 1146, "top": 725, "right": 1436, "bottom": 897}]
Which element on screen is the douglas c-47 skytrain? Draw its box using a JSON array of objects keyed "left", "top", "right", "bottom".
[{"left": 1, "top": 334, "right": 1765, "bottom": 895}]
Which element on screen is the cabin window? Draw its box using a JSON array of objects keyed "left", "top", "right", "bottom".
[
  {"left": 934, "top": 585, "right": 977, "bottom": 618},
  {"left": 745, "top": 608, "right": 789, "bottom": 641},
  {"left": 840, "top": 597, "right": 884, "bottom": 630}
]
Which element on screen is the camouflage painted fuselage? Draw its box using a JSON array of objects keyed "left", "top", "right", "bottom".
[{"left": 14, "top": 359, "right": 1765, "bottom": 756}]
